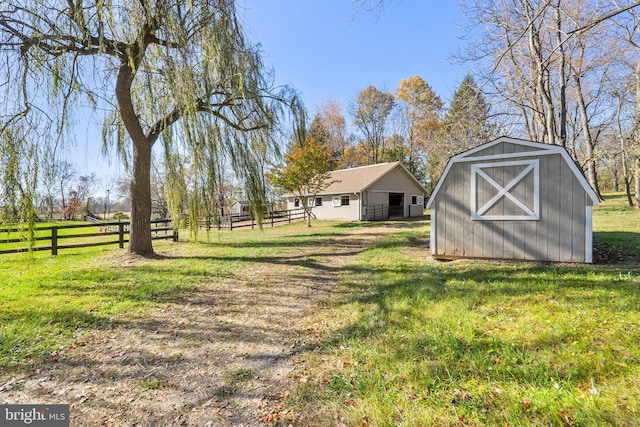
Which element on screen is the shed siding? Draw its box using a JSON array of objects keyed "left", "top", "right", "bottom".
[{"left": 432, "top": 149, "right": 591, "bottom": 262}]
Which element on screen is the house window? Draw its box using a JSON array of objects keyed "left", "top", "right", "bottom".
[
  {"left": 341, "top": 195, "right": 350, "bottom": 206},
  {"left": 294, "top": 198, "right": 300, "bottom": 207},
  {"left": 315, "top": 197, "right": 323, "bottom": 207},
  {"left": 411, "top": 195, "right": 417, "bottom": 205}
]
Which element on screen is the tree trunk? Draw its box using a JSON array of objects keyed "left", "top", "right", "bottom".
[
  {"left": 128, "top": 142, "right": 154, "bottom": 255},
  {"left": 525, "top": 3, "right": 556, "bottom": 146},
  {"left": 60, "top": 183, "right": 66, "bottom": 218},
  {"left": 620, "top": 137, "right": 633, "bottom": 207},
  {"left": 555, "top": 1, "right": 567, "bottom": 147},
  {"left": 116, "top": 58, "right": 155, "bottom": 255},
  {"left": 574, "top": 73, "right": 603, "bottom": 201}
]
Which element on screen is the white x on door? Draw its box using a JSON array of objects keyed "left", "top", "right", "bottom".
[{"left": 470, "top": 159, "right": 539, "bottom": 221}]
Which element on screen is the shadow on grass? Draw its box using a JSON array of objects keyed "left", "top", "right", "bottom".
[
  {"left": 322, "top": 230, "right": 640, "bottom": 402},
  {"left": 593, "top": 231, "right": 640, "bottom": 264}
]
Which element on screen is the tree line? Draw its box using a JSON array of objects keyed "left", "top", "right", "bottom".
[
  {"left": 298, "top": 74, "right": 491, "bottom": 194},
  {"left": 1, "top": 1, "right": 639, "bottom": 256}
]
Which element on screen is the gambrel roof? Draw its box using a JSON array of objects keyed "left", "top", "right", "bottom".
[
  {"left": 318, "top": 161, "right": 426, "bottom": 195},
  {"left": 426, "top": 136, "right": 600, "bottom": 209}
]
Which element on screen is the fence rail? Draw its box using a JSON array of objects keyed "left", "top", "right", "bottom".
[
  {"left": 0, "top": 219, "right": 176, "bottom": 256},
  {"left": 195, "top": 208, "right": 307, "bottom": 231}
]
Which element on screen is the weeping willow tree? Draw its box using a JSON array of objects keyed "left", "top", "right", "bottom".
[
  {"left": 0, "top": 127, "right": 39, "bottom": 251},
  {"left": 0, "top": 1, "right": 302, "bottom": 255}
]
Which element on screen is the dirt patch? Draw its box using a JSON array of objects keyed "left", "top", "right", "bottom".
[{"left": 1, "top": 223, "right": 412, "bottom": 426}]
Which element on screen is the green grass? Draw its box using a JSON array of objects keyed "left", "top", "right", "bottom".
[
  {"left": 0, "top": 249, "right": 194, "bottom": 368},
  {"left": 287, "top": 195, "right": 640, "bottom": 426},
  {"left": 0, "top": 221, "right": 357, "bottom": 373},
  {"left": 0, "top": 196, "right": 638, "bottom": 426},
  {"left": 593, "top": 192, "right": 640, "bottom": 263}
]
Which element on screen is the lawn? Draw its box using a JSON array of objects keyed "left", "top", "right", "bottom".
[
  {"left": 0, "top": 220, "right": 359, "bottom": 371},
  {"left": 0, "top": 194, "right": 638, "bottom": 426},
  {"left": 283, "top": 194, "right": 640, "bottom": 426}
]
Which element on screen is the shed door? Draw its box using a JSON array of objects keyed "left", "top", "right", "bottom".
[{"left": 389, "top": 193, "right": 404, "bottom": 217}]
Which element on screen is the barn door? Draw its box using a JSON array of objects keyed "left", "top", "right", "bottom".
[{"left": 389, "top": 193, "right": 404, "bottom": 217}]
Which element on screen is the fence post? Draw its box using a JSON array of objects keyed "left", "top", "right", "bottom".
[
  {"left": 271, "top": 211, "right": 274, "bottom": 227},
  {"left": 251, "top": 214, "right": 255, "bottom": 229},
  {"left": 51, "top": 226, "right": 58, "bottom": 256},
  {"left": 173, "top": 226, "right": 179, "bottom": 242},
  {"left": 118, "top": 223, "right": 125, "bottom": 248}
]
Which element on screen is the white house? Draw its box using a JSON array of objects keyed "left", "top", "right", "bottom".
[{"left": 285, "top": 162, "right": 426, "bottom": 221}]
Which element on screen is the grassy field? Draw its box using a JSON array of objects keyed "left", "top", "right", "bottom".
[
  {"left": 0, "top": 220, "right": 351, "bottom": 371},
  {"left": 0, "top": 194, "right": 638, "bottom": 425},
  {"left": 285, "top": 194, "right": 640, "bottom": 426}
]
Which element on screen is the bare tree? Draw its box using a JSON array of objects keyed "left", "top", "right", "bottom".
[
  {"left": 460, "top": 0, "right": 640, "bottom": 197},
  {"left": 54, "top": 161, "right": 76, "bottom": 219},
  {"left": 352, "top": 86, "right": 396, "bottom": 164}
]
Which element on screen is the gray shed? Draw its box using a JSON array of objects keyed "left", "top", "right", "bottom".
[{"left": 426, "top": 137, "right": 600, "bottom": 263}]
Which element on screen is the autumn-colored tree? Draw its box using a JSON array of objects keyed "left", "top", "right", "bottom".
[
  {"left": 352, "top": 86, "right": 396, "bottom": 164},
  {"left": 395, "top": 75, "right": 443, "bottom": 179},
  {"left": 268, "top": 137, "right": 333, "bottom": 227}
]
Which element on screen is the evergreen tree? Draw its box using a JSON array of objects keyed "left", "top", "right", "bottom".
[{"left": 428, "top": 75, "right": 492, "bottom": 190}]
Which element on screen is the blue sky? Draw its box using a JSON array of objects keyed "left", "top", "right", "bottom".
[
  {"left": 239, "top": 0, "right": 472, "bottom": 114},
  {"left": 80, "top": 1, "right": 472, "bottom": 193}
]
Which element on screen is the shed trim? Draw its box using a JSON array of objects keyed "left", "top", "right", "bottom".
[
  {"left": 430, "top": 210, "right": 437, "bottom": 255},
  {"left": 585, "top": 205, "right": 593, "bottom": 263},
  {"left": 470, "top": 159, "right": 540, "bottom": 221}
]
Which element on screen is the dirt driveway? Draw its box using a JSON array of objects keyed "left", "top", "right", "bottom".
[{"left": 2, "top": 222, "right": 419, "bottom": 426}]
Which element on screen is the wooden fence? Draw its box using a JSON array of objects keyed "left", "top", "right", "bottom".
[
  {"left": 196, "top": 208, "right": 307, "bottom": 231},
  {"left": 0, "top": 219, "right": 175, "bottom": 256}
]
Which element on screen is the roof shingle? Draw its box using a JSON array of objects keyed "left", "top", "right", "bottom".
[{"left": 318, "top": 162, "right": 402, "bottom": 195}]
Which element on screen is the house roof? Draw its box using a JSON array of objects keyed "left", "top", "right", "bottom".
[
  {"left": 426, "top": 136, "right": 600, "bottom": 208},
  {"left": 316, "top": 161, "right": 426, "bottom": 195}
]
